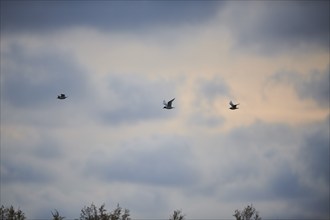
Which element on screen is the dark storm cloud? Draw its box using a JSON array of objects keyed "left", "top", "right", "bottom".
[
  {"left": 1, "top": 158, "right": 52, "bottom": 184},
  {"left": 227, "top": 1, "right": 329, "bottom": 54},
  {"left": 224, "top": 120, "right": 295, "bottom": 151},
  {"left": 189, "top": 118, "right": 329, "bottom": 218},
  {"left": 268, "top": 162, "right": 306, "bottom": 199},
  {"left": 208, "top": 119, "right": 328, "bottom": 210},
  {"left": 189, "top": 121, "right": 300, "bottom": 201},
  {"left": 101, "top": 74, "right": 179, "bottom": 125},
  {"left": 1, "top": 1, "right": 221, "bottom": 33},
  {"left": 1, "top": 42, "right": 90, "bottom": 109},
  {"left": 84, "top": 136, "right": 198, "bottom": 186},
  {"left": 290, "top": 118, "right": 330, "bottom": 218},
  {"left": 269, "top": 67, "right": 329, "bottom": 107},
  {"left": 0, "top": 128, "right": 64, "bottom": 186},
  {"left": 299, "top": 117, "right": 329, "bottom": 183}
]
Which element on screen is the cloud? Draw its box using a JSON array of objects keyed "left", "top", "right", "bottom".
[
  {"left": 1, "top": 1, "right": 221, "bottom": 34},
  {"left": 222, "top": 1, "right": 329, "bottom": 54},
  {"left": 291, "top": 120, "right": 330, "bottom": 218},
  {"left": 185, "top": 76, "right": 229, "bottom": 127},
  {"left": 188, "top": 113, "right": 225, "bottom": 128},
  {"left": 0, "top": 127, "right": 65, "bottom": 187},
  {"left": 198, "top": 75, "right": 230, "bottom": 101},
  {"left": 99, "top": 73, "right": 179, "bottom": 125},
  {"left": 189, "top": 118, "right": 329, "bottom": 217},
  {"left": 32, "top": 138, "right": 63, "bottom": 160},
  {"left": 294, "top": 69, "right": 330, "bottom": 107},
  {"left": 298, "top": 117, "right": 329, "bottom": 184},
  {"left": 1, "top": 158, "right": 53, "bottom": 184},
  {"left": 0, "top": 38, "right": 102, "bottom": 131},
  {"left": 269, "top": 67, "right": 330, "bottom": 107},
  {"left": 1, "top": 42, "right": 90, "bottom": 109},
  {"left": 1, "top": 1, "right": 329, "bottom": 219},
  {"left": 84, "top": 135, "right": 198, "bottom": 186},
  {"left": 268, "top": 162, "right": 306, "bottom": 199}
]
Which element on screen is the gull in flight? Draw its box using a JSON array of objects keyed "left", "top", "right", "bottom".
[
  {"left": 57, "top": 94, "right": 67, "bottom": 100},
  {"left": 229, "top": 101, "right": 239, "bottom": 110},
  {"left": 163, "top": 98, "right": 175, "bottom": 109}
]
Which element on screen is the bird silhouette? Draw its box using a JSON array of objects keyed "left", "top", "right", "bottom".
[
  {"left": 57, "top": 94, "right": 67, "bottom": 100},
  {"left": 229, "top": 101, "right": 239, "bottom": 110},
  {"left": 163, "top": 98, "right": 175, "bottom": 109}
]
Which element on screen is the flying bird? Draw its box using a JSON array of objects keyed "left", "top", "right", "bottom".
[
  {"left": 229, "top": 101, "right": 239, "bottom": 110},
  {"left": 163, "top": 98, "right": 175, "bottom": 109},
  {"left": 57, "top": 94, "right": 67, "bottom": 100}
]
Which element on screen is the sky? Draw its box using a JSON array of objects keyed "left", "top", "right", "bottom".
[{"left": 0, "top": 1, "right": 329, "bottom": 219}]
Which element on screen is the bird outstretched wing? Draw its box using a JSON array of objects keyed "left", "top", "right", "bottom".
[{"left": 168, "top": 98, "right": 175, "bottom": 107}]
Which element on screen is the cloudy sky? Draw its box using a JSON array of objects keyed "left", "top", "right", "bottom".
[{"left": 1, "top": 1, "right": 329, "bottom": 219}]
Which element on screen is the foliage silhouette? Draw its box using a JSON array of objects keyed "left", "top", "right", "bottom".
[
  {"left": 51, "top": 209, "right": 65, "bottom": 220},
  {"left": 0, "top": 205, "right": 26, "bottom": 220},
  {"left": 233, "top": 204, "right": 261, "bottom": 220},
  {"left": 79, "top": 203, "right": 130, "bottom": 220},
  {"left": 169, "top": 210, "right": 185, "bottom": 220},
  {"left": 1, "top": 203, "right": 263, "bottom": 220}
]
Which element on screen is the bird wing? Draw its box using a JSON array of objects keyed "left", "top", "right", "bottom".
[
  {"left": 168, "top": 98, "right": 175, "bottom": 107},
  {"left": 163, "top": 100, "right": 167, "bottom": 106},
  {"left": 229, "top": 101, "right": 234, "bottom": 107}
]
